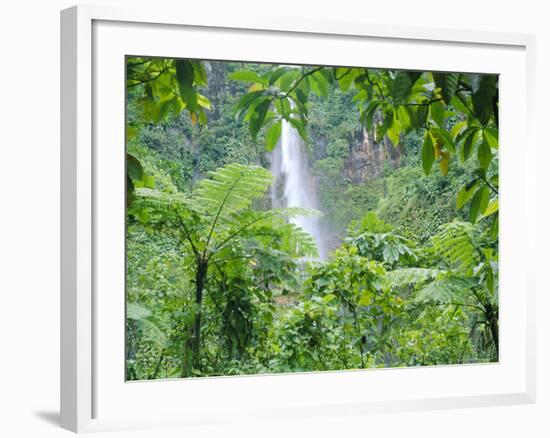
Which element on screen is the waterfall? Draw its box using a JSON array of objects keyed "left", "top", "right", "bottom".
[{"left": 271, "top": 120, "right": 327, "bottom": 260}]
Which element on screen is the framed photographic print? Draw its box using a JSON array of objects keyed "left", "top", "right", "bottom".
[{"left": 61, "top": 5, "right": 536, "bottom": 433}]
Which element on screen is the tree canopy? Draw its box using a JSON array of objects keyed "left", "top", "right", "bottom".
[{"left": 126, "top": 57, "right": 498, "bottom": 379}]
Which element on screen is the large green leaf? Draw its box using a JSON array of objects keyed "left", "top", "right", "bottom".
[
  {"left": 461, "top": 128, "right": 480, "bottom": 162},
  {"left": 422, "top": 131, "right": 435, "bottom": 176},
  {"left": 311, "top": 71, "right": 329, "bottom": 97},
  {"left": 376, "top": 111, "right": 393, "bottom": 142},
  {"left": 387, "top": 117, "right": 401, "bottom": 146},
  {"left": 482, "top": 199, "right": 499, "bottom": 218},
  {"left": 392, "top": 71, "right": 413, "bottom": 104},
  {"left": 175, "top": 60, "right": 198, "bottom": 112},
  {"left": 406, "top": 71, "right": 422, "bottom": 87},
  {"left": 472, "top": 75, "right": 498, "bottom": 125},
  {"left": 265, "top": 120, "right": 282, "bottom": 152},
  {"left": 431, "top": 127, "right": 456, "bottom": 153},
  {"left": 191, "top": 61, "right": 208, "bottom": 85},
  {"left": 457, "top": 180, "right": 480, "bottom": 210},
  {"left": 430, "top": 101, "right": 445, "bottom": 128},
  {"left": 279, "top": 70, "right": 301, "bottom": 91},
  {"left": 234, "top": 90, "right": 265, "bottom": 120},
  {"left": 288, "top": 117, "right": 307, "bottom": 141},
  {"left": 469, "top": 186, "right": 490, "bottom": 223},
  {"left": 483, "top": 127, "right": 499, "bottom": 149},
  {"left": 336, "top": 68, "right": 359, "bottom": 92},
  {"left": 408, "top": 105, "right": 428, "bottom": 129},
  {"left": 362, "top": 101, "right": 379, "bottom": 132},
  {"left": 229, "top": 70, "right": 268, "bottom": 86},
  {"left": 477, "top": 137, "right": 493, "bottom": 170},
  {"left": 127, "top": 154, "right": 144, "bottom": 181},
  {"left": 249, "top": 98, "right": 272, "bottom": 140},
  {"left": 433, "top": 73, "right": 459, "bottom": 104},
  {"left": 268, "top": 67, "right": 290, "bottom": 86}
]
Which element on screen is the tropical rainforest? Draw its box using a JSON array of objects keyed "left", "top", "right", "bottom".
[{"left": 125, "top": 57, "right": 499, "bottom": 380}]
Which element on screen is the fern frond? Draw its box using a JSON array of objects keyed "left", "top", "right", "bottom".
[
  {"left": 278, "top": 222, "right": 319, "bottom": 258},
  {"left": 195, "top": 163, "right": 272, "bottom": 218},
  {"left": 127, "top": 302, "right": 152, "bottom": 319},
  {"left": 133, "top": 188, "right": 191, "bottom": 211},
  {"left": 275, "top": 207, "right": 323, "bottom": 219},
  {"left": 127, "top": 302, "right": 167, "bottom": 348},
  {"left": 218, "top": 209, "right": 319, "bottom": 258},
  {"left": 139, "top": 318, "right": 168, "bottom": 348},
  {"left": 386, "top": 267, "right": 442, "bottom": 288},
  {"left": 126, "top": 303, "right": 168, "bottom": 348},
  {"left": 414, "top": 276, "right": 477, "bottom": 304},
  {"left": 431, "top": 221, "right": 477, "bottom": 271}
]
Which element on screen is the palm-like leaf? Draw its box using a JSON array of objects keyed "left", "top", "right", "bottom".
[
  {"left": 196, "top": 163, "right": 272, "bottom": 218},
  {"left": 215, "top": 208, "right": 319, "bottom": 258},
  {"left": 127, "top": 302, "right": 167, "bottom": 348},
  {"left": 431, "top": 221, "right": 477, "bottom": 271},
  {"left": 414, "top": 275, "right": 478, "bottom": 304},
  {"left": 386, "top": 267, "right": 441, "bottom": 288}
]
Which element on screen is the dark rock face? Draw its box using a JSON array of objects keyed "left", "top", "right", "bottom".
[
  {"left": 203, "top": 61, "right": 227, "bottom": 120},
  {"left": 343, "top": 127, "right": 401, "bottom": 184}
]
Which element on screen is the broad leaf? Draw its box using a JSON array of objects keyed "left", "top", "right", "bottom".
[
  {"left": 127, "top": 154, "right": 144, "bottom": 181},
  {"left": 422, "top": 131, "right": 435, "bottom": 176},
  {"left": 477, "top": 137, "right": 493, "bottom": 170},
  {"left": 249, "top": 98, "right": 272, "bottom": 140},
  {"left": 469, "top": 186, "right": 490, "bottom": 223},
  {"left": 472, "top": 75, "right": 498, "bottom": 125},
  {"left": 457, "top": 180, "right": 480, "bottom": 210},
  {"left": 229, "top": 70, "right": 268, "bottom": 86},
  {"left": 434, "top": 73, "right": 459, "bottom": 104},
  {"left": 430, "top": 101, "right": 445, "bottom": 128},
  {"left": 265, "top": 120, "right": 282, "bottom": 152},
  {"left": 461, "top": 128, "right": 481, "bottom": 162},
  {"left": 392, "top": 71, "right": 413, "bottom": 104},
  {"left": 483, "top": 127, "right": 499, "bottom": 149},
  {"left": 482, "top": 199, "right": 499, "bottom": 217},
  {"left": 175, "top": 60, "right": 198, "bottom": 112}
]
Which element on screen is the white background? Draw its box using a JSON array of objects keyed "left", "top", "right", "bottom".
[
  {"left": 93, "top": 19, "right": 529, "bottom": 423},
  {"left": 0, "top": 0, "right": 546, "bottom": 437}
]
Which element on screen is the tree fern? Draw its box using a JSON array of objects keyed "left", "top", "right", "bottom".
[
  {"left": 273, "top": 221, "right": 318, "bottom": 258},
  {"left": 127, "top": 302, "right": 167, "bottom": 349},
  {"left": 430, "top": 221, "right": 477, "bottom": 271},
  {"left": 195, "top": 163, "right": 272, "bottom": 219},
  {"left": 386, "top": 267, "right": 442, "bottom": 289},
  {"left": 134, "top": 165, "right": 320, "bottom": 259},
  {"left": 216, "top": 208, "right": 319, "bottom": 258},
  {"left": 414, "top": 275, "right": 478, "bottom": 304},
  {"left": 386, "top": 267, "right": 478, "bottom": 308},
  {"left": 130, "top": 163, "right": 321, "bottom": 376}
]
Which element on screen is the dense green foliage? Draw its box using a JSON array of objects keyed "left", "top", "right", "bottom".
[{"left": 126, "top": 58, "right": 498, "bottom": 379}]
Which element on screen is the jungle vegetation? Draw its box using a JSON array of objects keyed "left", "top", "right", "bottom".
[{"left": 125, "top": 57, "right": 499, "bottom": 379}]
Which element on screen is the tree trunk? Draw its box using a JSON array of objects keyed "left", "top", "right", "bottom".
[
  {"left": 484, "top": 303, "right": 499, "bottom": 359},
  {"left": 489, "top": 313, "right": 499, "bottom": 357},
  {"left": 182, "top": 259, "right": 208, "bottom": 377},
  {"left": 150, "top": 352, "right": 165, "bottom": 380},
  {"left": 192, "top": 260, "right": 208, "bottom": 368}
]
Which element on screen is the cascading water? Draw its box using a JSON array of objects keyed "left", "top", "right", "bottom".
[{"left": 271, "top": 120, "right": 327, "bottom": 260}]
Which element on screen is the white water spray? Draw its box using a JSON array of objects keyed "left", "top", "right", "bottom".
[{"left": 271, "top": 120, "right": 327, "bottom": 260}]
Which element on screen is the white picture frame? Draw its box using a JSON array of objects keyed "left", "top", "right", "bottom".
[{"left": 60, "top": 4, "right": 536, "bottom": 433}]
